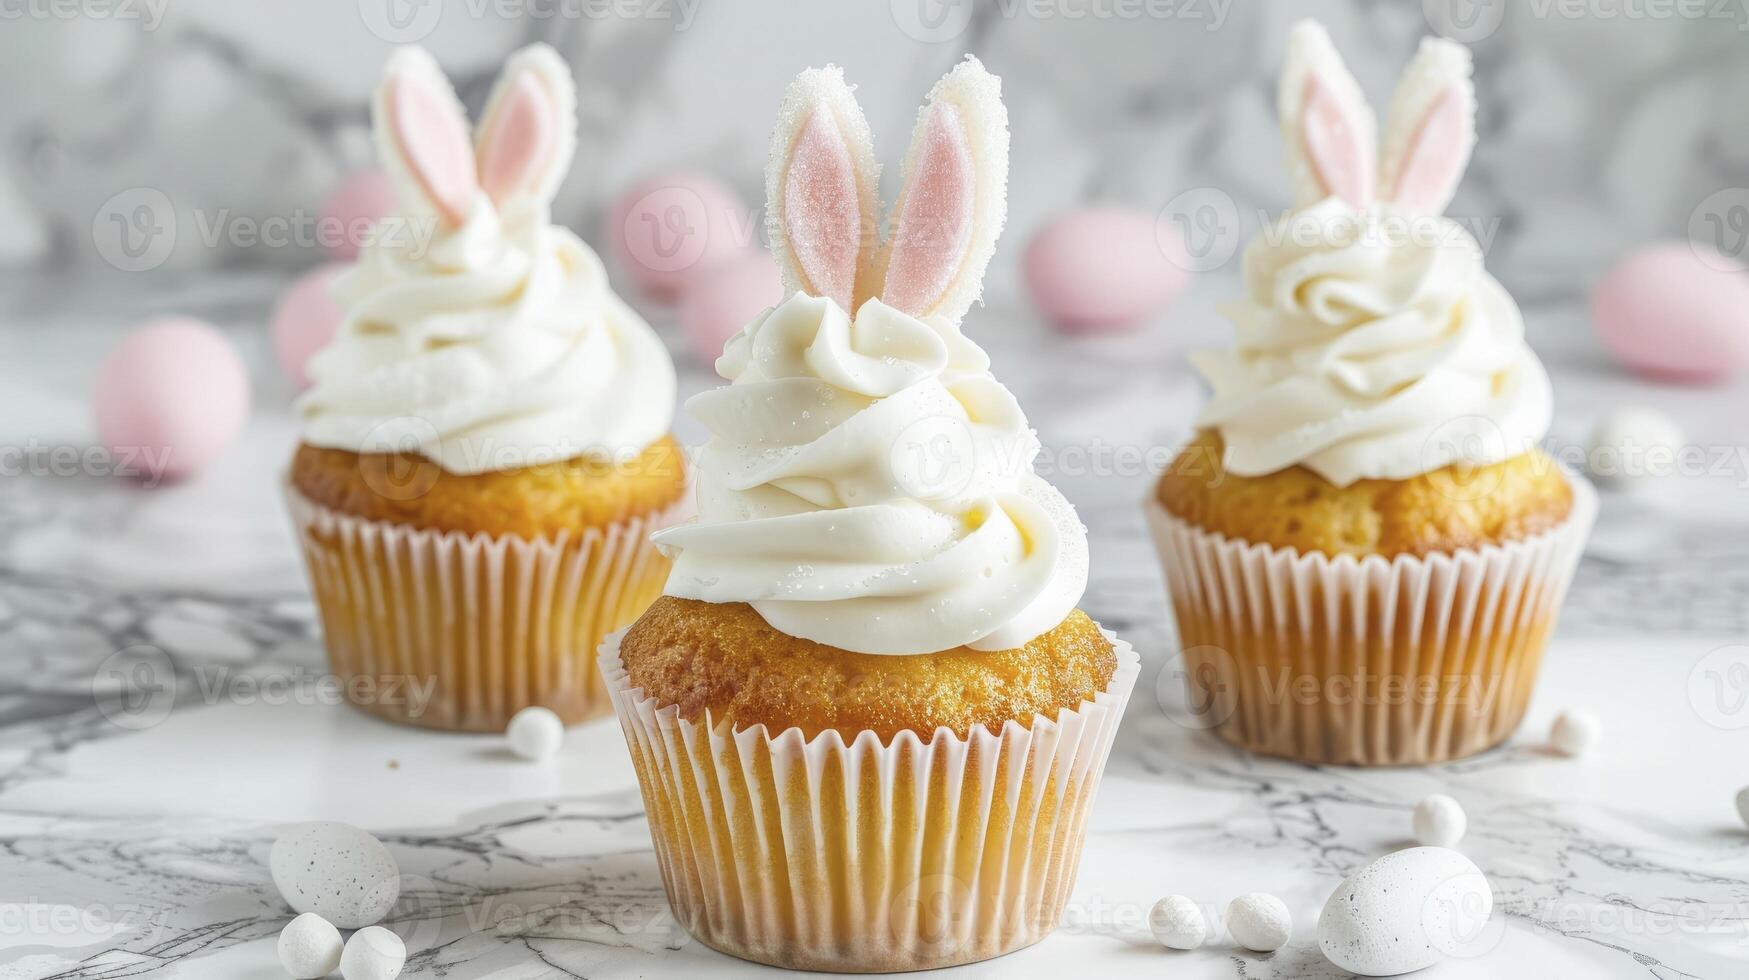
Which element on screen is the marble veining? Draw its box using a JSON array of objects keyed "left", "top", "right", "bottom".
[
  {"left": 1, "top": 273, "right": 1747, "bottom": 979},
  {"left": 1, "top": 2, "right": 1748, "bottom": 976}
]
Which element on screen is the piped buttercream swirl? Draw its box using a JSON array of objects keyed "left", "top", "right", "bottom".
[
  {"left": 1193, "top": 198, "right": 1551, "bottom": 486},
  {"left": 653, "top": 293, "right": 1089, "bottom": 656},
  {"left": 297, "top": 197, "right": 674, "bottom": 474}
]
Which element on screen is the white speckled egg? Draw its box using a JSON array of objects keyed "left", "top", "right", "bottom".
[
  {"left": 1225, "top": 892, "right": 1292, "bottom": 952},
  {"left": 270, "top": 822, "right": 401, "bottom": 929},
  {"left": 1318, "top": 846, "right": 1493, "bottom": 976},
  {"left": 340, "top": 925, "right": 406, "bottom": 980},
  {"left": 277, "top": 912, "right": 343, "bottom": 979},
  {"left": 1736, "top": 787, "right": 1749, "bottom": 830}
]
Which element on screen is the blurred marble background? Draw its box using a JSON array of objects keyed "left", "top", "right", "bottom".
[{"left": 1, "top": 0, "right": 1745, "bottom": 309}]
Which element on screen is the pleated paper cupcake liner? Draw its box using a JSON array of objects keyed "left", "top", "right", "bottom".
[
  {"left": 1145, "top": 474, "right": 1597, "bottom": 766},
  {"left": 599, "top": 627, "right": 1141, "bottom": 973},
  {"left": 285, "top": 482, "right": 688, "bottom": 732}
]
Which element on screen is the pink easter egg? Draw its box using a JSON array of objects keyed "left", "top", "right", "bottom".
[
  {"left": 1023, "top": 206, "right": 1189, "bottom": 334},
  {"left": 93, "top": 317, "right": 250, "bottom": 482},
  {"left": 272, "top": 263, "right": 348, "bottom": 389},
  {"left": 605, "top": 171, "right": 749, "bottom": 303},
  {"left": 320, "top": 170, "right": 397, "bottom": 260},
  {"left": 1592, "top": 242, "right": 1749, "bottom": 383},
  {"left": 677, "top": 250, "right": 784, "bottom": 365}
]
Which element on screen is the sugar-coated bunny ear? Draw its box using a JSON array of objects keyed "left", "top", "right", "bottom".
[
  {"left": 373, "top": 47, "right": 478, "bottom": 227},
  {"left": 1379, "top": 37, "right": 1475, "bottom": 216},
  {"left": 766, "top": 66, "right": 881, "bottom": 313},
  {"left": 475, "top": 43, "right": 578, "bottom": 208},
  {"left": 1279, "top": 20, "right": 1376, "bottom": 209},
  {"left": 877, "top": 56, "right": 1008, "bottom": 323}
]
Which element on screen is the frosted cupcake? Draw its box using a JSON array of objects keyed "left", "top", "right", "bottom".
[
  {"left": 598, "top": 59, "right": 1138, "bottom": 971},
  {"left": 287, "top": 46, "right": 685, "bottom": 732},
  {"left": 1147, "top": 22, "right": 1595, "bottom": 765}
]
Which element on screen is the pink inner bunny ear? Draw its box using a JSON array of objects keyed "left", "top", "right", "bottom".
[
  {"left": 1302, "top": 75, "right": 1375, "bottom": 209},
  {"left": 387, "top": 71, "right": 476, "bottom": 226},
  {"left": 783, "top": 106, "right": 862, "bottom": 312},
  {"left": 882, "top": 102, "right": 974, "bottom": 317},
  {"left": 1387, "top": 86, "right": 1467, "bottom": 212},
  {"left": 477, "top": 74, "right": 555, "bottom": 206}
]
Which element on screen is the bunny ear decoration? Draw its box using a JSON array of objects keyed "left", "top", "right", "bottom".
[
  {"left": 766, "top": 66, "right": 881, "bottom": 313},
  {"left": 878, "top": 57, "right": 1008, "bottom": 323},
  {"left": 475, "top": 43, "right": 578, "bottom": 208},
  {"left": 1379, "top": 37, "right": 1475, "bottom": 216},
  {"left": 1279, "top": 20, "right": 1376, "bottom": 209},
  {"left": 374, "top": 47, "right": 478, "bottom": 227}
]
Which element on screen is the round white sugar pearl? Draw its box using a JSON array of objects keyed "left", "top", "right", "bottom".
[
  {"left": 1549, "top": 707, "right": 1601, "bottom": 757},
  {"left": 1147, "top": 894, "right": 1207, "bottom": 950},
  {"left": 277, "top": 912, "right": 343, "bottom": 979},
  {"left": 1225, "top": 892, "right": 1292, "bottom": 952},
  {"left": 1412, "top": 794, "right": 1468, "bottom": 848},
  {"left": 1587, "top": 406, "right": 1684, "bottom": 488},
  {"left": 340, "top": 925, "right": 406, "bottom": 980},
  {"left": 506, "top": 706, "right": 564, "bottom": 761}
]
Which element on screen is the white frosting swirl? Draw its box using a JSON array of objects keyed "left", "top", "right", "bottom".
[
  {"left": 298, "top": 197, "right": 674, "bottom": 474},
  {"left": 1193, "top": 198, "right": 1551, "bottom": 486},
  {"left": 654, "top": 294, "right": 1089, "bottom": 656}
]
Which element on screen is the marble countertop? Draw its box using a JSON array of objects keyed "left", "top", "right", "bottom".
[{"left": 4, "top": 270, "right": 1749, "bottom": 979}]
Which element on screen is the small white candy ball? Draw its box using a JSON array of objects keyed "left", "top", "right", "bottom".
[
  {"left": 1147, "top": 894, "right": 1207, "bottom": 950},
  {"left": 1587, "top": 406, "right": 1684, "bottom": 488},
  {"left": 277, "top": 912, "right": 343, "bottom": 979},
  {"left": 1549, "top": 707, "right": 1601, "bottom": 757},
  {"left": 1734, "top": 787, "right": 1749, "bottom": 829},
  {"left": 506, "top": 706, "right": 565, "bottom": 761},
  {"left": 340, "top": 925, "right": 406, "bottom": 980},
  {"left": 1412, "top": 794, "right": 1467, "bottom": 848},
  {"left": 1225, "top": 892, "right": 1292, "bottom": 952}
]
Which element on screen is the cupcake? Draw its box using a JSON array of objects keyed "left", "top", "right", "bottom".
[
  {"left": 286, "top": 46, "right": 685, "bottom": 732},
  {"left": 1146, "top": 22, "right": 1595, "bottom": 766},
  {"left": 598, "top": 59, "right": 1139, "bottom": 972}
]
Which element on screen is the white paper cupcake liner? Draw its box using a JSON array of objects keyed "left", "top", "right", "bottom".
[
  {"left": 1145, "top": 474, "right": 1597, "bottom": 765},
  {"left": 285, "top": 482, "right": 688, "bottom": 732},
  {"left": 598, "top": 626, "right": 1141, "bottom": 973}
]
